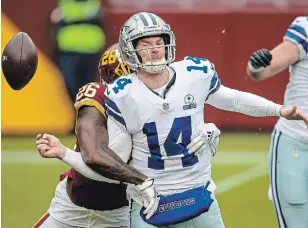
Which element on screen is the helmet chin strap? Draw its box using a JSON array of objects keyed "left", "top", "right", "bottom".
[{"left": 142, "top": 58, "right": 167, "bottom": 74}]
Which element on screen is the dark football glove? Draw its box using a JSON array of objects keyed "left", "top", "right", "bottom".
[{"left": 248, "top": 49, "right": 272, "bottom": 73}]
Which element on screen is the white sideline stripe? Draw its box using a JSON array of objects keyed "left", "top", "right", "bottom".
[
  {"left": 212, "top": 151, "right": 267, "bottom": 165},
  {"left": 2, "top": 151, "right": 62, "bottom": 165},
  {"left": 1, "top": 150, "right": 268, "bottom": 165},
  {"left": 216, "top": 162, "right": 268, "bottom": 195}
]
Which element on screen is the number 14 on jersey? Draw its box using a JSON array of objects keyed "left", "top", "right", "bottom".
[{"left": 143, "top": 116, "right": 198, "bottom": 170}]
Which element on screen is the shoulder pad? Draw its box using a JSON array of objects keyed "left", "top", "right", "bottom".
[
  {"left": 106, "top": 75, "right": 133, "bottom": 98},
  {"left": 74, "top": 82, "right": 106, "bottom": 117},
  {"left": 174, "top": 56, "right": 216, "bottom": 78}
]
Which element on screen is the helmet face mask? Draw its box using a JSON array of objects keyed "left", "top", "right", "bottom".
[
  {"left": 119, "top": 12, "right": 176, "bottom": 74},
  {"left": 98, "top": 43, "right": 131, "bottom": 84}
]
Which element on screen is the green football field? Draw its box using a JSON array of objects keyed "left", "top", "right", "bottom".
[{"left": 2, "top": 133, "right": 277, "bottom": 228}]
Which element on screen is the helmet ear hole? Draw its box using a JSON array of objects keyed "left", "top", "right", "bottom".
[
  {"left": 99, "top": 68, "right": 114, "bottom": 84},
  {"left": 161, "top": 34, "right": 170, "bottom": 60},
  {"left": 132, "top": 39, "right": 139, "bottom": 49},
  {"left": 107, "top": 69, "right": 117, "bottom": 83},
  {"left": 162, "top": 34, "right": 170, "bottom": 45},
  {"left": 136, "top": 54, "right": 142, "bottom": 63},
  {"left": 132, "top": 38, "right": 143, "bottom": 63}
]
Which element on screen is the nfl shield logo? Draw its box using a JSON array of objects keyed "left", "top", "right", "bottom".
[{"left": 163, "top": 103, "right": 169, "bottom": 111}]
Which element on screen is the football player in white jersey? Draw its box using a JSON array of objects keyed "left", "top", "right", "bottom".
[
  {"left": 104, "top": 12, "right": 308, "bottom": 228},
  {"left": 35, "top": 44, "right": 219, "bottom": 227},
  {"left": 247, "top": 16, "right": 308, "bottom": 228}
]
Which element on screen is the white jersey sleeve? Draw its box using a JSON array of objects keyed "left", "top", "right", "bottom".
[
  {"left": 104, "top": 78, "right": 132, "bottom": 128},
  {"left": 62, "top": 148, "right": 119, "bottom": 183},
  {"left": 284, "top": 16, "right": 308, "bottom": 60}
]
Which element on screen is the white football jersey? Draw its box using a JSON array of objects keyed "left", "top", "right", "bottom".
[
  {"left": 276, "top": 16, "right": 308, "bottom": 143},
  {"left": 105, "top": 57, "right": 221, "bottom": 195}
]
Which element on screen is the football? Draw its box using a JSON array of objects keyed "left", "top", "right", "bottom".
[{"left": 1, "top": 32, "right": 38, "bottom": 90}]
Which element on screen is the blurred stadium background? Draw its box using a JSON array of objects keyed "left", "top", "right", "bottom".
[{"left": 2, "top": 0, "right": 308, "bottom": 227}]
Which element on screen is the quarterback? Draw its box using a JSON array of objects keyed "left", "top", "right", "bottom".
[{"left": 104, "top": 12, "right": 308, "bottom": 228}]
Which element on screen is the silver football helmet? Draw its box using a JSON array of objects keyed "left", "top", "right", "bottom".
[{"left": 119, "top": 12, "right": 176, "bottom": 74}]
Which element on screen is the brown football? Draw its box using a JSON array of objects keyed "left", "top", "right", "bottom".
[{"left": 1, "top": 32, "right": 38, "bottom": 90}]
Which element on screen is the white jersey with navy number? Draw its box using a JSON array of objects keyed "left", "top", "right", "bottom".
[
  {"left": 276, "top": 16, "right": 308, "bottom": 143},
  {"left": 105, "top": 57, "right": 221, "bottom": 195}
]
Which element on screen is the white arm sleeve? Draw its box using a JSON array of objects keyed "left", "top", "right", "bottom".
[
  {"left": 62, "top": 148, "right": 119, "bottom": 183},
  {"left": 206, "top": 85, "right": 282, "bottom": 117},
  {"left": 62, "top": 117, "right": 132, "bottom": 183}
]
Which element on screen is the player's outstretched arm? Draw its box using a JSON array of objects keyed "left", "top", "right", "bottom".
[
  {"left": 247, "top": 41, "right": 299, "bottom": 81},
  {"left": 206, "top": 85, "right": 308, "bottom": 127},
  {"left": 36, "top": 111, "right": 159, "bottom": 218},
  {"left": 76, "top": 106, "right": 148, "bottom": 185},
  {"left": 36, "top": 133, "right": 119, "bottom": 183}
]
